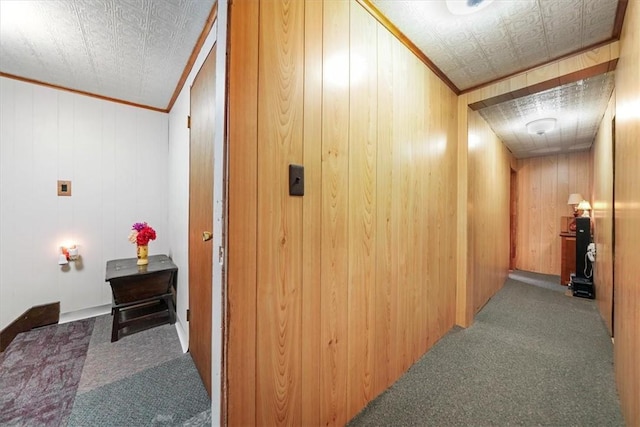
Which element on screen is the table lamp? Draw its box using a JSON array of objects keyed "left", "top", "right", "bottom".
[
  {"left": 577, "top": 200, "right": 592, "bottom": 218},
  {"left": 567, "top": 193, "right": 584, "bottom": 216}
]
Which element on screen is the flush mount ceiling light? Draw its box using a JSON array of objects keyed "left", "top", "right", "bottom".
[
  {"left": 446, "top": 0, "right": 495, "bottom": 15},
  {"left": 526, "top": 118, "right": 557, "bottom": 136}
]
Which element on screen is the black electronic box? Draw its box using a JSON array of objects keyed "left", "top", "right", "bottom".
[{"left": 570, "top": 274, "right": 595, "bottom": 299}]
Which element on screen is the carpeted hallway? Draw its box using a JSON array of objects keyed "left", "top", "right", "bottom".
[
  {"left": 2, "top": 271, "right": 623, "bottom": 426},
  {"left": 348, "top": 271, "right": 624, "bottom": 426}
]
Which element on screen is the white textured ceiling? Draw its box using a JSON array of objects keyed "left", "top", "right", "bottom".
[
  {"left": 371, "top": 0, "right": 620, "bottom": 91},
  {"left": 370, "top": 0, "right": 623, "bottom": 158},
  {"left": 477, "top": 73, "right": 615, "bottom": 158},
  {"left": 0, "top": 0, "right": 215, "bottom": 110}
]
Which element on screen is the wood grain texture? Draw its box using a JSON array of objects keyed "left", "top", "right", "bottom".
[
  {"left": 515, "top": 152, "right": 591, "bottom": 275},
  {"left": 373, "top": 24, "right": 395, "bottom": 397},
  {"left": 456, "top": 99, "right": 471, "bottom": 327},
  {"left": 355, "top": 0, "right": 459, "bottom": 95},
  {"left": 613, "top": 0, "right": 640, "bottom": 424},
  {"left": 301, "top": 0, "right": 322, "bottom": 425},
  {"left": 226, "top": 1, "right": 459, "bottom": 424},
  {"left": 464, "top": 42, "right": 619, "bottom": 105},
  {"left": 0, "top": 302, "right": 59, "bottom": 352},
  {"left": 390, "top": 33, "right": 411, "bottom": 377},
  {"left": 321, "top": 1, "right": 350, "bottom": 425},
  {"left": 188, "top": 45, "right": 216, "bottom": 396},
  {"left": 592, "top": 93, "right": 615, "bottom": 335},
  {"left": 467, "top": 111, "right": 512, "bottom": 314},
  {"left": 347, "top": 2, "right": 377, "bottom": 417},
  {"left": 256, "top": 1, "right": 304, "bottom": 425},
  {"left": 226, "top": 0, "right": 259, "bottom": 424}
]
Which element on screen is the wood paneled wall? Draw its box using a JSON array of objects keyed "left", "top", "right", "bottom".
[
  {"left": 227, "top": 1, "right": 458, "bottom": 425},
  {"left": 613, "top": 0, "right": 640, "bottom": 424},
  {"left": 591, "top": 93, "right": 615, "bottom": 336},
  {"left": 515, "top": 152, "right": 591, "bottom": 275},
  {"left": 467, "top": 111, "right": 512, "bottom": 314}
]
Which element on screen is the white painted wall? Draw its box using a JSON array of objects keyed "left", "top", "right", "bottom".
[{"left": 0, "top": 76, "right": 169, "bottom": 330}]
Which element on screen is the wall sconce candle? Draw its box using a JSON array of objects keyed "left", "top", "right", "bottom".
[
  {"left": 59, "top": 244, "right": 80, "bottom": 265},
  {"left": 58, "top": 252, "right": 69, "bottom": 265}
]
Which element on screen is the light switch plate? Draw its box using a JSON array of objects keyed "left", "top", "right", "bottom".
[
  {"left": 289, "top": 165, "right": 304, "bottom": 196},
  {"left": 58, "top": 180, "right": 72, "bottom": 196}
]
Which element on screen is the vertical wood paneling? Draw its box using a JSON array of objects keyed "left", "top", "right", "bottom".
[
  {"left": 226, "top": 1, "right": 460, "bottom": 424},
  {"left": 427, "top": 74, "right": 443, "bottom": 339},
  {"left": 391, "top": 37, "right": 410, "bottom": 375},
  {"left": 373, "top": 24, "right": 394, "bottom": 398},
  {"left": 529, "top": 157, "right": 542, "bottom": 270},
  {"left": 556, "top": 154, "right": 570, "bottom": 218},
  {"left": 467, "top": 110, "right": 511, "bottom": 314},
  {"left": 417, "top": 66, "right": 430, "bottom": 350},
  {"left": 516, "top": 152, "right": 591, "bottom": 275},
  {"left": 256, "top": 0, "right": 304, "bottom": 425},
  {"left": 411, "top": 58, "right": 426, "bottom": 359},
  {"left": 540, "top": 156, "right": 558, "bottom": 273},
  {"left": 226, "top": 0, "right": 258, "bottom": 424},
  {"left": 456, "top": 98, "right": 471, "bottom": 327},
  {"left": 301, "top": 0, "right": 322, "bottom": 424},
  {"left": 321, "top": 1, "right": 350, "bottom": 425},
  {"left": 347, "top": 2, "right": 377, "bottom": 417},
  {"left": 613, "top": 0, "right": 640, "bottom": 423},
  {"left": 592, "top": 93, "right": 615, "bottom": 335},
  {"left": 443, "top": 87, "right": 458, "bottom": 331}
]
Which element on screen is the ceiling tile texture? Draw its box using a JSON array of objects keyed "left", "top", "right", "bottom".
[
  {"left": 0, "top": 0, "right": 215, "bottom": 109},
  {"left": 477, "top": 72, "right": 615, "bottom": 158},
  {"left": 371, "top": 0, "right": 619, "bottom": 91},
  {"left": 0, "top": 0, "right": 622, "bottom": 158}
]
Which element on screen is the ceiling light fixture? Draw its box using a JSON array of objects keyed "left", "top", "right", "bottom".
[
  {"left": 446, "top": 0, "right": 495, "bottom": 15},
  {"left": 526, "top": 118, "right": 557, "bottom": 136}
]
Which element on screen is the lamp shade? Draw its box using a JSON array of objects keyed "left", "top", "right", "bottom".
[
  {"left": 577, "top": 200, "right": 592, "bottom": 211},
  {"left": 567, "top": 193, "right": 584, "bottom": 205}
]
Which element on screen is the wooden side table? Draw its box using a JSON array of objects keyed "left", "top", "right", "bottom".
[
  {"left": 105, "top": 254, "right": 178, "bottom": 342},
  {"left": 560, "top": 232, "right": 576, "bottom": 286}
]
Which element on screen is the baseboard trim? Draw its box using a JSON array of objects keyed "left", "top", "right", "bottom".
[
  {"left": 0, "top": 302, "right": 60, "bottom": 352},
  {"left": 59, "top": 304, "right": 111, "bottom": 325},
  {"left": 174, "top": 319, "right": 189, "bottom": 353}
]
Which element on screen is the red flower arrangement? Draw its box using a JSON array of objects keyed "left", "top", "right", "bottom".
[{"left": 128, "top": 222, "right": 157, "bottom": 246}]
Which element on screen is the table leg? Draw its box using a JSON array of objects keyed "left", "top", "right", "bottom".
[{"left": 111, "top": 308, "right": 120, "bottom": 342}]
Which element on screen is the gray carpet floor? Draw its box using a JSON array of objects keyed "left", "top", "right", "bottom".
[
  {"left": 67, "top": 314, "right": 210, "bottom": 426},
  {"left": 0, "top": 318, "right": 94, "bottom": 426},
  {"left": 348, "top": 271, "right": 623, "bottom": 426},
  {"left": 1, "top": 313, "right": 210, "bottom": 426}
]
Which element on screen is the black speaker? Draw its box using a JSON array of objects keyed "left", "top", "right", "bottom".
[{"left": 575, "top": 217, "right": 591, "bottom": 280}]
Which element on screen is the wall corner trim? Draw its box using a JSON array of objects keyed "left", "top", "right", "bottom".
[{"left": 0, "top": 302, "right": 60, "bottom": 352}]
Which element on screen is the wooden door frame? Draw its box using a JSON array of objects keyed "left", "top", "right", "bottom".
[
  {"left": 611, "top": 115, "right": 616, "bottom": 336},
  {"left": 205, "top": 1, "right": 229, "bottom": 423}
]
